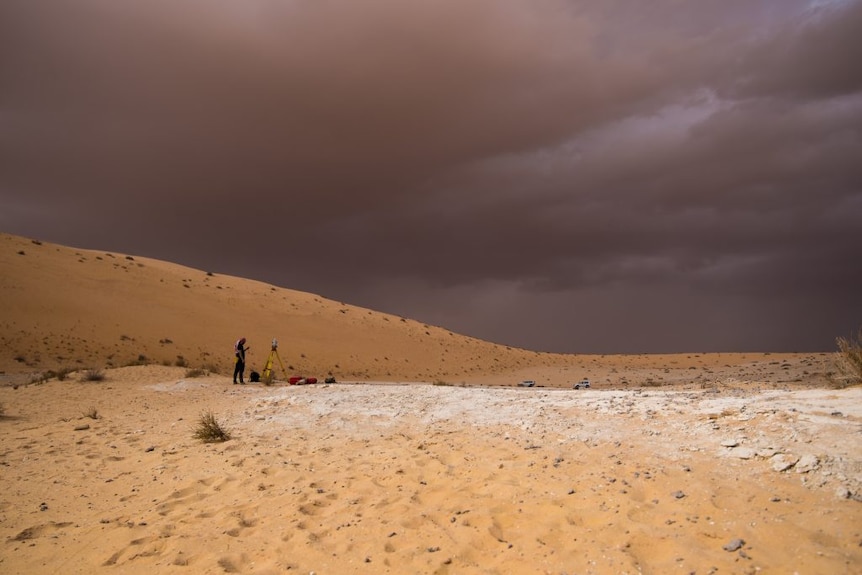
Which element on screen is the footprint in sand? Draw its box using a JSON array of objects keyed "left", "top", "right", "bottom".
[{"left": 12, "top": 521, "right": 73, "bottom": 541}]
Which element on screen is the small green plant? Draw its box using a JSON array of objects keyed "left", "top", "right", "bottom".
[
  {"left": 83, "top": 406, "right": 99, "bottom": 420},
  {"left": 82, "top": 368, "right": 105, "bottom": 382},
  {"left": 193, "top": 410, "right": 231, "bottom": 443},
  {"left": 832, "top": 328, "right": 862, "bottom": 388}
]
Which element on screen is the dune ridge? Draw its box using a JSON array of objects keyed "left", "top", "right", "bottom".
[
  {"left": 1, "top": 232, "right": 542, "bottom": 382},
  {"left": 0, "top": 233, "right": 836, "bottom": 389}
]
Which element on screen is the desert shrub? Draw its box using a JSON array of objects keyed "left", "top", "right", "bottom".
[
  {"left": 642, "top": 379, "right": 666, "bottom": 387},
  {"left": 29, "top": 372, "right": 52, "bottom": 385},
  {"left": 201, "top": 363, "right": 220, "bottom": 375},
  {"left": 0, "top": 403, "right": 5, "bottom": 416},
  {"left": 56, "top": 367, "right": 72, "bottom": 381},
  {"left": 193, "top": 411, "right": 231, "bottom": 443},
  {"left": 83, "top": 406, "right": 99, "bottom": 419},
  {"left": 175, "top": 355, "right": 188, "bottom": 368},
  {"left": 184, "top": 368, "right": 206, "bottom": 378},
  {"left": 82, "top": 368, "right": 105, "bottom": 382},
  {"left": 832, "top": 328, "right": 862, "bottom": 388},
  {"left": 121, "top": 355, "right": 147, "bottom": 367}
]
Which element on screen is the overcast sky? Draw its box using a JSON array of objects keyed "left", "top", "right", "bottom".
[{"left": 2, "top": 0, "right": 860, "bottom": 353}]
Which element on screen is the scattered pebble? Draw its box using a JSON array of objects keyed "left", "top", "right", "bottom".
[
  {"left": 732, "top": 447, "right": 756, "bottom": 460},
  {"left": 795, "top": 454, "right": 820, "bottom": 474},
  {"left": 672, "top": 491, "right": 686, "bottom": 499},
  {"left": 723, "top": 538, "right": 745, "bottom": 552},
  {"left": 771, "top": 454, "right": 798, "bottom": 472}
]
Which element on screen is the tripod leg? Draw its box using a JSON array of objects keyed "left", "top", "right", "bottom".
[
  {"left": 262, "top": 351, "right": 275, "bottom": 383},
  {"left": 274, "top": 351, "right": 287, "bottom": 381}
]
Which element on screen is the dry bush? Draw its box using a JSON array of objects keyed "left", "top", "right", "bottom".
[
  {"left": 642, "top": 378, "right": 666, "bottom": 387},
  {"left": 833, "top": 328, "right": 862, "bottom": 388},
  {"left": 184, "top": 368, "right": 206, "bottom": 378},
  {"left": 0, "top": 403, "right": 5, "bottom": 417},
  {"left": 193, "top": 410, "right": 231, "bottom": 443},
  {"left": 82, "top": 368, "right": 105, "bottom": 382},
  {"left": 83, "top": 406, "right": 99, "bottom": 420},
  {"left": 29, "top": 372, "right": 52, "bottom": 385},
  {"left": 201, "top": 363, "right": 221, "bottom": 375}
]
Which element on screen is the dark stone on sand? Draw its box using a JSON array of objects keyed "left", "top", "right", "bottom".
[{"left": 723, "top": 538, "right": 745, "bottom": 552}]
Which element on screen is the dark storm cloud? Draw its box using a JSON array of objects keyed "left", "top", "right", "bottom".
[{"left": 1, "top": 0, "right": 860, "bottom": 352}]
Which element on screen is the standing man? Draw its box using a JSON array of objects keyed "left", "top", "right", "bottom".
[{"left": 233, "top": 337, "right": 248, "bottom": 384}]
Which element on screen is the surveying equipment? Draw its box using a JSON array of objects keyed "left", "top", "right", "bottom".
[{"left": 261, "top": 338, "right": 287, "bottom": 384}]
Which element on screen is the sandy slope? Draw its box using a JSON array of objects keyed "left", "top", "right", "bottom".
[
  {"left": 1, "top": 232, "right": 860, "bottom": 573},
  {"left": 0, "top": 232, "right": 547, "bottom": 382},
  {"left": 1, "top": 366, "right": 860, "bottom": 574},
  {"left": 0, "top": 233, "right": 837, "bottom": 389}
]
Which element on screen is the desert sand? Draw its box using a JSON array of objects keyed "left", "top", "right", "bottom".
[{"left": 1, "top": 232, "right": 860, "bottom": 574}]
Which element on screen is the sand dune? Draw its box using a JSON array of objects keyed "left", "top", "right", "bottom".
[
  {"left": 0, "top": 232, "right": 834, "bottom": 388},
  {"left": 1, "top": 232, "right": 860, "bottom": 573}
]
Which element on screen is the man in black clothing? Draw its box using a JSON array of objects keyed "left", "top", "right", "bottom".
[{"left": 233, "top": 337, "right": 248, "bottom": 384}]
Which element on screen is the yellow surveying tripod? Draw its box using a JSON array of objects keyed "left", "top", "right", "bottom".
[{"left": 261, "top": 338, "right": 287, "bottom": 384}]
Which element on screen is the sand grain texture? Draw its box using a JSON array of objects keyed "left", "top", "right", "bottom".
[{"left": 1, "top": 367, "right": 861, "bottom": 574}]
